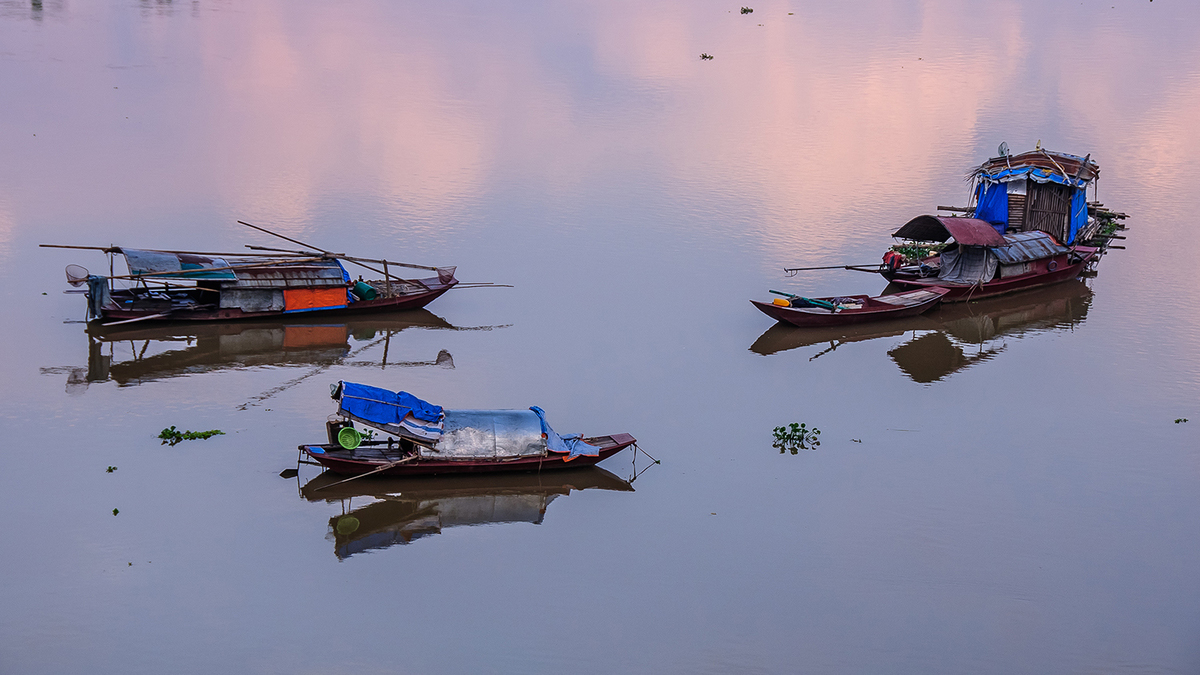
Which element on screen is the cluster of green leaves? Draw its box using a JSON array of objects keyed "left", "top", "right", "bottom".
[
  {"left": 890, "top": 242, "right": 943, "bottom": 262},
  {"left": 159, "top": 426, "right": 225, "bottom": 446},
  {"left": 772, "top": 422, "right": 821, "bottom": 454},
  {"left": 1097, "top": 214, "right": 1121, "bottom": 237},
  {"left": 1176, "top": 418, "right": 1189, "bottom": 424}
]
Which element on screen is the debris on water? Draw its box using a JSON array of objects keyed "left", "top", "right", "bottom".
[
  {"left": 106, "top": 466, "right": 117, "bottom": 473},
  {"left": 112, "top": 508, "right": 119, "bottom": 516},
  {"left": 700, "top": 53, "right": 714, "bottom": 60},
  {"left": 1177, "top": 418, "right": 1190, "bottom": 424},
  {"left": 279, "top": 468, "right": 299, "bottom": 479},
  {"left": 159, "top": 426, "right": 225, "bottom": 446},
  {"left": 851, "top": 438, "right": 862, "bottom": 443},
  {"left": 335, "top": 516, "right": 360, "bottom": 535},
  {"left": 741, "top": 7, "right": 753, "bottom": 14},
  {"left": 773, "top": 422, "right": 821, "bottom": 453}
]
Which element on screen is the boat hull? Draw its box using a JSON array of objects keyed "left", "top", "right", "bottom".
[
  {"left": 96, "top": 281, "right": 455, "bottom": 325},
  {"left": 301, "top": 433, "right": 636, "bottom": 476},
  {"left": 751, "top": 287, "right": 949, "bottom": 327},
  {"left": 881, "top": 249, "right": 1096, "bottom": 301}
]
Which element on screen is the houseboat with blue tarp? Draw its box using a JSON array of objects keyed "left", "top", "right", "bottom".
[{"left": 879, "top": 147, "right": 1124, "bottom": 301}]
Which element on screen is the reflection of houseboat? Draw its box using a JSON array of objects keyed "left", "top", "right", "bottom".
[
  {"left": 889, "top": 279, "right": 1093, "bottom": 382},
  {"left": 876, "top": 149, "right": 1122, "bottom": 301},
  {"left": 42, "top": 310, "right": 477, "bottom": 390},
  {"left": 299, "top": 468, "right": 634, "bottom": 558},
  {"left": 750, "top": 279, "right": 1093, "bottom": 382}
]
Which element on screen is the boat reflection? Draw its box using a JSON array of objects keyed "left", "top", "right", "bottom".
[
  {"left": 751, "top": 280, "right": 1093, "bottom": 383},
  {"left": 43, "top": 310, "right": 503, "bottom": 391},
  {"left": 299, "top": 468, "right": 635, "bottom": 559}
]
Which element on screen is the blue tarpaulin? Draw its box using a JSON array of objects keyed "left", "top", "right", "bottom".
[
  {"left": 338, "top": 382, "right": 443, "bottom": 425},
  {"left": 529, "top": 406, "right": 600, "bottom": 461},
  {"left": 973, "top": 182, "right": 1009, "bottom": 233},
  {"left": 1069, "top": 187, "right": 1088, "bottom": 245},
  {"left": 976, "top": 166, "right": 1089, "bottom": 188}
]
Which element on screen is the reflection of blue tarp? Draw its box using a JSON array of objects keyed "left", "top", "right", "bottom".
[
  {"left": 529, "top": 406, "right": 600, "bottom": 460},
  {"left": 973, "top": 182, "right": 1009, "bottom": 232},
  {"left": 339, "top": 382, "right": 443, "bottom": 425}
]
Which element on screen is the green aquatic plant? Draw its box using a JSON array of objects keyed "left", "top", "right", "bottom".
[
  {"left": 159, "top": 426, "right": 226, "bottom": 446},
  {"left": 700, "top": 53, "right": 714, "bottom": 60},
  {"left": 740, "top": 6, "right": 754, "bottom": 13},
  {"left": 890, "top": 242, "right": 944, "bottom": 262},
  {"left": 112, "top": 508, "right": 119, "bottom": 516},
  {"left": 773, "top": 422, "right": 821, "bottom": 454},
  {"left": 1176, "top": 418, "right": 1189, "bottom": 424},
  {"left": 106, "top": 466, "right": 117, "bottom": 473}
]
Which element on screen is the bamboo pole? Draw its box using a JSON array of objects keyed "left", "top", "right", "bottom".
[
  {"left": 106, "top": 256, "right": 327, "bottom": 281},
  {"left": 312, "top": 455, "right": 418, "bottom": 491},
  {"left": 238, "top": 220, "right": 432, "bottom": 290},
  {"left": 783, "top": 264, "right": 881, "bottom": 273},
  {"left": 40, "top": 243, "right": 310, "bottom": 258}
]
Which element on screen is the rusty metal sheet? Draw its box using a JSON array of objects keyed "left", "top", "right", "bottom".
[
  {"left": 992, "top": 231, "right": 1069, "bottom": 264},
  {"left": 892, "top": 216, "right": 1007, "bottom": 247}
]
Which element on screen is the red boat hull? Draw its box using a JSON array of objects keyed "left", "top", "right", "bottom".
[
  {"left": 301, "top": 433, "right": 637, "bottom": 476},
  {"left": 881, "top": 248, "right": 1096, "bottom": 301},
  {"left": 751, "top": 287, "right": 949, "bottom": 327},
  {"left": 98, "top": 281, "right": 455, "bottom": 324}
]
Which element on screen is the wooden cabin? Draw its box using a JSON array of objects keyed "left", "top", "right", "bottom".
[{"left": 970, "top": 149, "right": 1099, "bottom": 245}]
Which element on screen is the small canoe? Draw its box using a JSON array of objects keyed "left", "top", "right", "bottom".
[{"left": 751, "top": 286, "right": 950, "bottom": 327}]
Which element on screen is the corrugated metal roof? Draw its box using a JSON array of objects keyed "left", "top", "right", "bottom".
[
  {"left": 992, "top": 231, "right": 1069, "bottom": 264},
  {"left": 892, "top": 216, "right": 1007, "bottom": 247}
]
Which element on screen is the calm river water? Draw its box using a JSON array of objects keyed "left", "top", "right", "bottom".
[{"left": 2, "top": 1, "right": 1199, "bottom": 673}]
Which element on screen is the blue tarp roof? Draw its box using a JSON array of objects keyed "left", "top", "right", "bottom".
[
  {"left": 977, "top": 166, "right": 1088, "bottom": 189},
  {"left": 337, "top": 382, "right": 443, "bottom": 426}
]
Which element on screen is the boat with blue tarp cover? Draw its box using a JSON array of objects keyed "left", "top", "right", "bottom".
[
  {"left": 876, "top": 147, "right": 1121, "bottom": 301},
  {"left": 301, "top": 382, "right": 637, "bottom": 476}
]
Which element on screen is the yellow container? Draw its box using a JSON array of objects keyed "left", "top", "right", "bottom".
[{"left": 772, "top": 297, "right": 791, "bottom": 307}]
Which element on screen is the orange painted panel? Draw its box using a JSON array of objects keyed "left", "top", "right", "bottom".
[{"left": 283, "top": 287, "right": 347, "bottom": 313}]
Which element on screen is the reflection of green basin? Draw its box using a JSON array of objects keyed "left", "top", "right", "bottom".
[
  {"left": 337, "top": 426, "right": 362, "bottom": 449},
  {"left": 336, "top": 516, "right": 360, "bottom": 535}
]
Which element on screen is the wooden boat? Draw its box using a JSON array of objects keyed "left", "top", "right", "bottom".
[
  {"left": 880, "top": 217, "right": 1098, "bottom": 301},
  {"left": 751, "top": 286, "right": 950, "bottom": 327},
  {"left": 870, "top": 148, "right": 1119, "bottom": 302},
  {"left": 300, "top": 381, "right": 637, "bottom": 477},
  {"left": 42, "top": 221, "right": 502, "bottom": 326},
  {"left": 302, "top": 434, "right": 637, "bottom": 477}
]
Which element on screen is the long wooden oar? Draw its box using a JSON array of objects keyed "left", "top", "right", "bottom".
[
  {"left": 312, "top": 455, "right": 418, "bottom": 491},
  {"left": 783, "top": 264, "right": 881, "bottom": 273}
]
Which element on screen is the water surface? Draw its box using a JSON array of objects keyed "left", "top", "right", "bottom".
[{"left": 2, "top": 1, "right": 1199, "bottom": 673}]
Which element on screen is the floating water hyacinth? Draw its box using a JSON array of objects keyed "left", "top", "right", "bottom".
[
  {"left": 773, "top": 422, "right": 821, "bottom": 454},
  {"left": 159, "top": 426, "right": 225, "bottom": 446}
]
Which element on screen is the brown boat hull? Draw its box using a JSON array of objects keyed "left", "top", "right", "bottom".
[
  {"left": 751, "top": 287, "right": 949, "bottom": 327},
  {"left": 97, "top": 282, "right": 455, "bottom": 324},
  {"left": 301, "top": 433, "right": 636, "bottom": 476},
  {"left": 881, "top": 248, "right": 1096, "bottom": 301}
]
